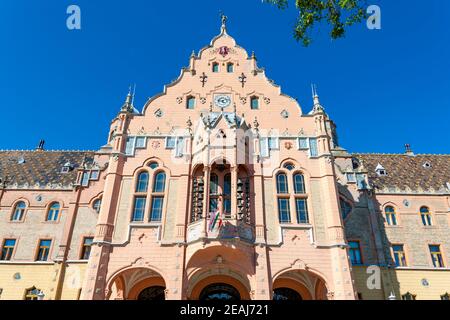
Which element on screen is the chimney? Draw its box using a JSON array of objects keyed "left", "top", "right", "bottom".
[
  {"left": 36, "top": 139, "right": 45, "bottom": 151},
  {"left": 404, "top": 144, "right": 414, "bottom": 156}
]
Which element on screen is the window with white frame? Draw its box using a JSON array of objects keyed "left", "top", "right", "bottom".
[
  {"left": 125, "top": 136, "right": 147, "bottom": 156},
  {"left": 297, "top": 137, "right": 319, "bottom": 157},
  {"left": 259, "top": 137, "right": 279, "bottom": 158},
  {"left": 165, "top": 137, "right": 176, "bottom": 149},
  {"left": 346, "top": 173, "right": 356, "bottom": 183}
]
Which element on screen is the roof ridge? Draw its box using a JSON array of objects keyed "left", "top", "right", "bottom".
[
  {"left": 0, "top": 150, "right": 95, "bottom": 153},
  {"left": 353, "top": 153, "right": 450, "bottom": 156}
]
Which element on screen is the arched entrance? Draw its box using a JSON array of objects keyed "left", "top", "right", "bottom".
[
  {"left": 106, "top": 267, "right": 167, "bottom": 300},
  {"left": 272, "top": 269, "right": 329, "bottom": 300},
  {"left": 137, "top": 286, "right": 166, "bottom": 300},
  {"left": 189, "top": 274, "right": 251, "bottom": 300},
  {"left": 199, "top": 283, "right": 241, "bottom": 301}
]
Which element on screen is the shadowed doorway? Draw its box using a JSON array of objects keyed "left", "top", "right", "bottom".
[
  {"left": 137, "top": 286, "right": 166, "bottom": 300},
  {"left": 199, "top": 283, "right": 241, "bottom": 301}
]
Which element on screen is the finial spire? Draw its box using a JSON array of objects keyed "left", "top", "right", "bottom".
[
  {"left": 311, "top": 83, "right": 325, "bottom": 114},
  {"left": 311, "top": 83, "right": 320, "bottom": 105},
  {"left": 220, "top": 12, "right": 228, "bottom": 33},
  {"left": 121, "top": 84, "right": 135, "bottom": 113}
]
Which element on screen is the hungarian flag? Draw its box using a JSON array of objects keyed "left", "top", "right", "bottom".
[{"left": 209, "top": 210, "right": 221, "bottom": 232}]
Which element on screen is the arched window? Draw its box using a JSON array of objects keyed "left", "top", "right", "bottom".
[
  {"left": 293, "top": 173, "right": 306, "bottom": 194},
  {"left": 132, "top": 171, "right": 149, "bottom": 222},
  {"left": 150, "top": 172, "right": 166, "bottom": 222},
  {"left": 93, "top": 198, "right": 102, "bottom": 214},
  {"left": 186, "top": 96, "right": 196, "bottom": 109},
  {"left": 276, "top": 173, "right": 288, "bottom": 194},
  {"left": 136, "top": 171, "right": 149, "bottom": 193},
  {"left": 385, "top": 206, "right": 397, "bottom": 226},
  {"left": 46, "top": 203, "right": 60, "bottom": 221},
  {"left": 276, "top": 170, "right": 310, "bottom": 224},
  {"left": 212, "top": 62, "right": 219, "bottom": 73},
  {"left": 276, "top": 173, "right": 290, "bottom": 223},
  {"left": 153, "top": 172, "right": 166, "bottom": 193},
  {"left": 420, "top": 206, "right": 432, "bottom": 226},
  {"left": 227, "top": 63, "right": 234, "bottom": 73},
  {"left": 12, "top": 201, "right": 26, "bottom": 221},
  {"left": 250, "top": 96, "right": 259, "bottom": 110}
]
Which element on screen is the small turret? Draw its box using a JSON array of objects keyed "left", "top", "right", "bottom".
[
  {"left": 121, "top": 85, "right": 135, "bottom": 113},
  {"left": 311, "top": 84, "right": 325, "bottom": 114}
]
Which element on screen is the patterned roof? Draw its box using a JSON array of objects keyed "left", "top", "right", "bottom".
[
  {"left": 354, "top": 153, "right": 450, "bottom": 191},
  {"left": 0, "top": 150, "right": 95, "bottom": 188}
]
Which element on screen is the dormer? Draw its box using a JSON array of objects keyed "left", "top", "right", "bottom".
[
  {"left": 375, "top": 163, "right": 387, "bottom": 176},
  {"left": 61, "top": 161, "right": 73, "bottom": 173}
]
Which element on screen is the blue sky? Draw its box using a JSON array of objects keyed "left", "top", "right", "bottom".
[{"left": 0, "top": 0, "right": 449, "bottom": 154}]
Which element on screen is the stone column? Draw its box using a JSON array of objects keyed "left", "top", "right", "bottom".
[{"left": 253, "top": 166, "right": 271, "bottom": 299}]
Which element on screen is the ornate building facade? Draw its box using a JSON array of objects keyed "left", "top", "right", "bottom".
[{"left": 0, "top": 18, "right": 449, "bottom": 300}]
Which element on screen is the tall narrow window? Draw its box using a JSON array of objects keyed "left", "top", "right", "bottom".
[
  {"left": 93, "top": 198, "right": 102, "bottom": 214},
  {"left": 295, "top": 199, "right": 309, "bottom": 223},
  {"left": 223, "top": 174, "right": 231, "bottom": 217},
  {"left": 46, "top": 203, "right": 60, "bottom": 221},
  {"left": 276, "top": 173, "right": 288, "bottom": 194},
  {"left": 153, "top": 172, "right": 166, "bottom": 193},
  {"left": 259, "top": 138, "right": 269, "bottom": 158},
  {"left": 209, "top": 173, "right": 219, "bottom": 213},
  {"left": 392, "top": 244, "right": 407, "bottom": 267},
  {"left": 149, "top": 172, "right": 166, "bottom": 222},
  {"left": 1, "top": 239, "right": 16, "bottom": 261},
  {"left": 227, "top": 63, "right": 234, "bottom": 73},
  {"left": 212, "top": 62, "right": 219, "bottom": 73},
  {"left": 136, "top": 171, "right": 149, "bottom": 193},
  {"left": 36, "top": 240, "right": 51, "bottom": 261},
  {"left": 385, "top": 206, "right": 398, "bottom": 226},
  {"left": 278, "top": 198, "right": 291, "bottom": 223},
  {"left": 309, "top": 138, "right": 318, "bottom": 157},
  {"left": 12, "top": 201, "right": 26, "bottom": 221},
  {"left": 293, "top": 174, "right": 306, "bottom": 194},
  {"left": 348, "top": 241, "right": 362, "bottom": 265},
  {"left": 250, "top": 97, "right": 259, "bottom": 110},
  {"left": 420, "top": 206, "right": 432, "bottom": 226},
  {"left": 429, "top": 245, "right": 445, "bottom": 268},
  {"left": 186, "top": 96, "right": 196, "bottom": 109},
  {"left": 125, "top": 137, "right": 136, "bottom": 156},
  {"left": 80, "top": 237, "right": 93, "bottom": 260},
  {"left": 132, "top": 197, "right": 146, "bottom": 222},
  {"left": 149, "top": 197, "right": 164, "bottom": 222}
]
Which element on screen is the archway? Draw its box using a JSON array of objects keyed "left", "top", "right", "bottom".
[
  {"left": 199, "top": 283, "right": 241, "bottom": 301},
  {"left": 272, "top": 269, "right": 329, "bottom": 300},
  {"left": 185, "top": 245, "right": 254, "bottom": 300},
  {"left": 106, "top": 267, "right": 166, "bottom": 300},
  {"left": 189, "top": 274, "right": 251, "bottom": 300}
]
